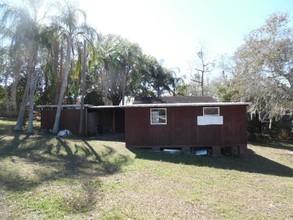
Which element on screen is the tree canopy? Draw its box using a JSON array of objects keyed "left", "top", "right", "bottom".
[
  {"left": 216, "top": 13, "right": 293, "bottom": 120},
  {"left": 0, "top": 0, "right": 291, "bottom": 135},
  {"left": 0, "top": 0, "right": 185, "bottom": 133}
]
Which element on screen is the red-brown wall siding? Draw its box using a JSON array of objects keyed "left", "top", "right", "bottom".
[
  {"left": 125, "top": 105, "right": 247, "bottom": 147},
  {"left": 41, "top": 108, "right": 125, "bottom": 135},
  {"left": 41, "top": 109, "right": 86, "bottom": 135}
]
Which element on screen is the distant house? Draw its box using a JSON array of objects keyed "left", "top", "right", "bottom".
[
  {"left": 132, "top": 96, "right": 217, "bottom": 104},
  {"left": 39, "top": 96, "right": 250, "bottom": 156}
]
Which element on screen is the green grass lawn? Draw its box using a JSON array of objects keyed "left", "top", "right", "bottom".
[{"left": 0, "top": 118, "right": 292, "bottom": 219}]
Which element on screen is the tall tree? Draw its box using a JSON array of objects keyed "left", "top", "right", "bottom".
[
  {"left": 127, "top": 54, "right": 155, "bottom": 97},
  {"left": 51, "top": 2, "right": 97, "bottom": 134},
  {"left": 79, "top": 39, "right": 87, "bottom": 135},
  {"left": 38, "top": 25, "right": 64, "bottom": 105},
  {"left": 191, "top": 47, "right": 215, "bottom": 96},
  {"left": 232, "top": 13, "right": 293, "bottom": 119},
  {"left": 96, "top": 34, "right": 143, "bottom": 105},
  {"left": 0, "top": 0, "right": 48, "bottom": 133},
  {"left": 168, "top": 68, "right": 187, "bottom": 96},
  {"left": 149, "top": 60, "right": 175, "bottom": 97}
]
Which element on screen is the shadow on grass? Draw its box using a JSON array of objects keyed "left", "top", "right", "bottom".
[
  {"left": 250, "top": 141, "right": 293, "bottom": 151},
  {"left": 131, "top": 148, "right": 293, "bottom": 178},
  {"left": 0, "top": 134, "right": 132, "bottom": 193}
]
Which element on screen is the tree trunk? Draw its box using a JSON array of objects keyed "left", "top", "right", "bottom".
[
  {"left": 27, "top": 70, "right": 36, "bottom": 134},
  {"left": 15, "top": 40, "right": 39, "bottom": 132},
  {"left": 201, "top": 70, "right": 204, "bottom": 96},
  {"left": 52, "top": 35, "right": 72, "bottom": 134},
  {"left": 79, "top": 40, "right": 87, "bottom": 135},
  {"left": 103, "top": 61, "right": 109, "bottom": 105},
  {"left": 3, "top": 70, "right": 10, "bottom": 116},
  {"left": 26, "top": 44, "right": 38, "bottom": 134},
  {"left": 121, "top": 63, "right": 128, "bottom": 105},
  {"left": 11, "top": 70, "right": 20, "bottom": 114},
  {"left": 14, "top": 72, "right": 31, "bottom": 131}
]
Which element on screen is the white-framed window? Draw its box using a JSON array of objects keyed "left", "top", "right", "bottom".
[
  {"left": 198, "top": 106, "right": 223, "bottom": 125},
  {"left": 150, "top": 108, "right": 167, "bottom": 125},
  {"left": 203, "top": 107, "right": 219, "bottom": 116}
]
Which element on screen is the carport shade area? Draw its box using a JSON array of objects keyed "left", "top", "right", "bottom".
[{"left": 39, "top": 105, "right": 125, "bottom": 136}]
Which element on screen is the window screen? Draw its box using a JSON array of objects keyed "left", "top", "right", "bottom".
[
  {"left": 203, "top": 107, "right": 219, "bottom": 116},
  {"left": 150, "top": 108, "right": 167, "bottom": 125}
]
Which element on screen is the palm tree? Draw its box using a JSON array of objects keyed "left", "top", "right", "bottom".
[
  {"left": 38, "top": 25, "right": 63, "bottom": 105},
  {"left": 147, "top": 58, "right": 173, "bottom": 97},
  {"left": 119, "top": 43, "right": 142, "bottom": 105},
  {"left": 78, "top": 39, "right": 87, "bottom": 135},
  {"left": 0, "top": 0, "right": 48, "bottom": 133},
  {"left": 51, "top": 2, "right": 97, "bottom": 134},
  {"left": 96, "top": 34, "right": 125, "bottom": 105},
  {"left": 95, "top": 34, "right": 144, "bottom": 105},
  {"left": 168, "top": 68, "right": 187, "bottom": 96}
]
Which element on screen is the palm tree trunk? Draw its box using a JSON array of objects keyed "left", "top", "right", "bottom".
[
  {"left": 79, "top": 40, "right": 87, "bottom": 135},
  {"left": 27, "top": 70, "right": 36, "bottom": 134},
  {"left": 103, "top": 61, "right": 109, "bottom": 105},
  {"left": 27, "top": 44, "right": 38, "bottom": 134},
  {"left": 14, "top": 72, "right": 30, "bottom": 131},
  {"left": 121, "top": 64, "right": 127, "bottom": 105},
  {"left": 11, "top": 71, "right": 20, "bottom": 114},
  {"left": 55, "top": 42, "right": 64, "bottom": 104},
  {"left": 3, "top": 70, "right": 10, "bottom": 116},
  {"left": 52, "top": 35, "right": 72, "bottom": 134}
]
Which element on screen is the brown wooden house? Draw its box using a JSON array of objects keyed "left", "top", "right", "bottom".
[{"left": 39, "top": 96, "right": 249, "bottom": 156}]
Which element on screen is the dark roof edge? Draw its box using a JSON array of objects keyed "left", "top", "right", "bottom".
[
  {"left": 122, "top": 102, "right": 251, "bottom": 108},
  {"left": 36, "top": 104, "right": 94, "bottom": 109}
]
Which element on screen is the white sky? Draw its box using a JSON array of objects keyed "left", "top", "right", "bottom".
[{"left": 78, "top": 0, "right": 293, "bottom": 78}]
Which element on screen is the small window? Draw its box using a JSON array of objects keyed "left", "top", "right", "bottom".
[
  {"left": 150, "top": 108, "right": 167, "bottom": 125},
  {"left": 203, "top": 107, "right": 219, "bottom": 116}
]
